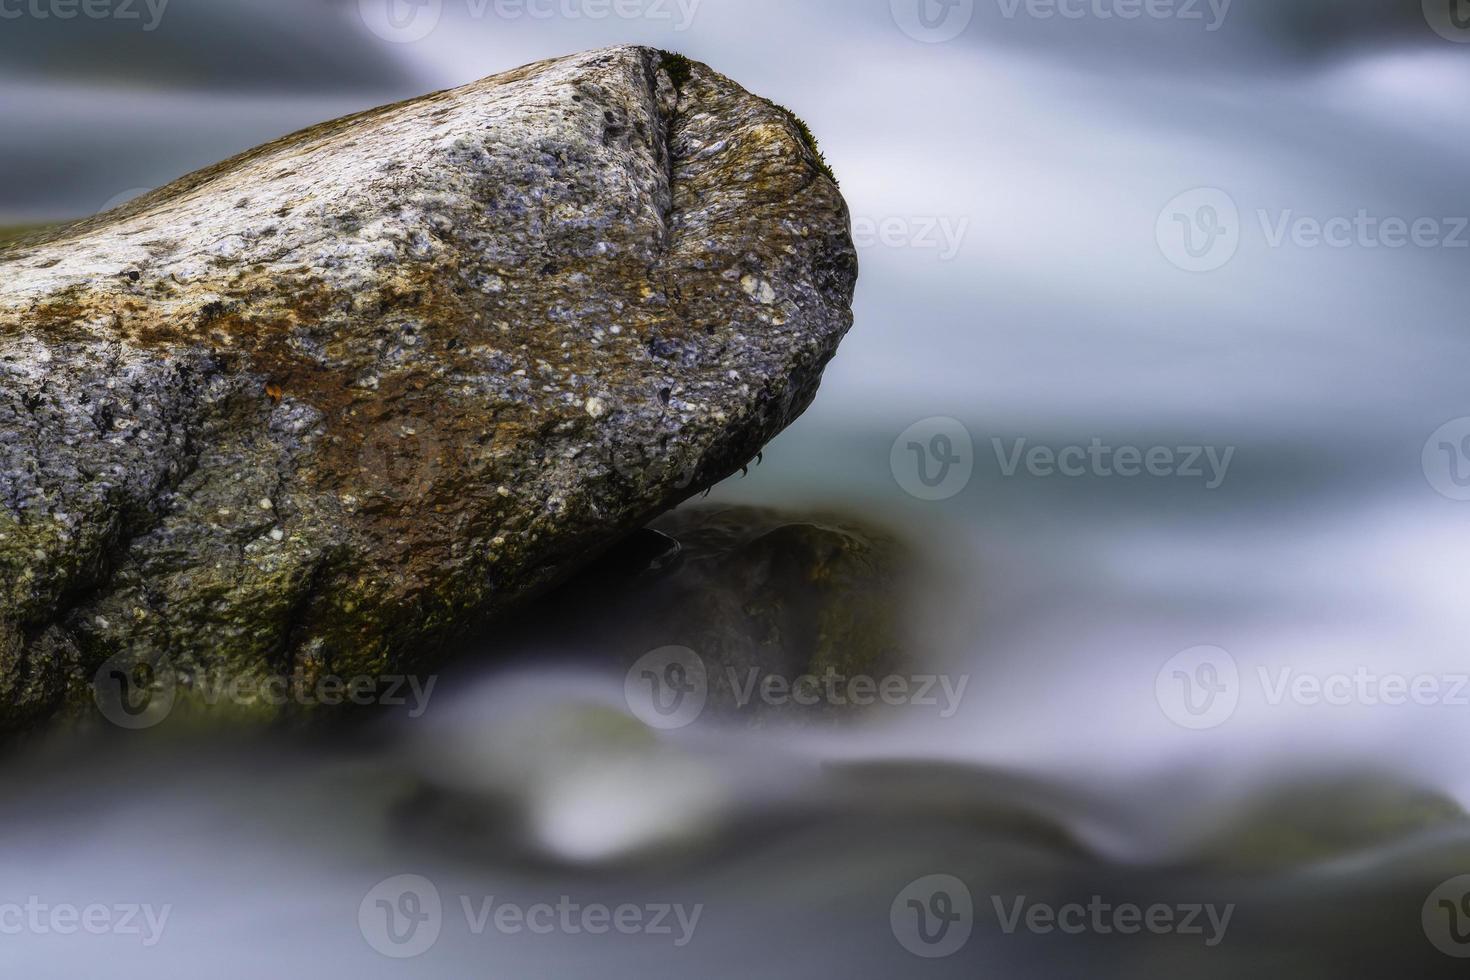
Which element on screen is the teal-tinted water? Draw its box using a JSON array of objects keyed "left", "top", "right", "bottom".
[{"left": 4, "top": 2, "right": 1470, "bottom": 975}]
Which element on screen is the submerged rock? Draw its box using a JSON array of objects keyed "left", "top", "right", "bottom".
[
  {"left": 635, "top": 506, "right": 914, "bottom": 723},
  {"left": 1181, "top": 774, "right": 1467, "bottom": 873},
  {"left": 478, "top": 505, "right": 918, "bottom": 726},
  {"left": 0, "top": 46, "right": 857, "bottom": 729}
]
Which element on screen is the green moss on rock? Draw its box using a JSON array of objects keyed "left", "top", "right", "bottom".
[
  {"left": 770, "top": 103, "right": 839, "bottom": 186},
  {"left": 1187, "top": 775, "right": 1468, "bottom": 873},
  {"left": 658, "top": 50, "right": 695, "bottom": 91}
]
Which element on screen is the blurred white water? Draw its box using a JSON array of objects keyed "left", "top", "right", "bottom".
[{"left": 4, "top": 1, "right": 1470, "bottom": 975}]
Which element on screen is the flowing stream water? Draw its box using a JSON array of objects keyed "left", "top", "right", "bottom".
[{"left": 4, "top": 2, "right": 1470, "bottom": 976}]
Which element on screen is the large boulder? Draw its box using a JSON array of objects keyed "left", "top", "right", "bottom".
[{"left": 0, "top": 46, "right": 858, "bottom": 729}]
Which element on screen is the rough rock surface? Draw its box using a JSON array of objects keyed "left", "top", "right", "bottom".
[{"left": 0, "top": 46, "right": 858, "bottom": 729}]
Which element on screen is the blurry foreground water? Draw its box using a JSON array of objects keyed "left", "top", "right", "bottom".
[
  {"left": 6, "top": 434, "right": 1470, "bottom": 976},
  {"left": 5, "top": 1, "right": 1470, "bottom": 975}
]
